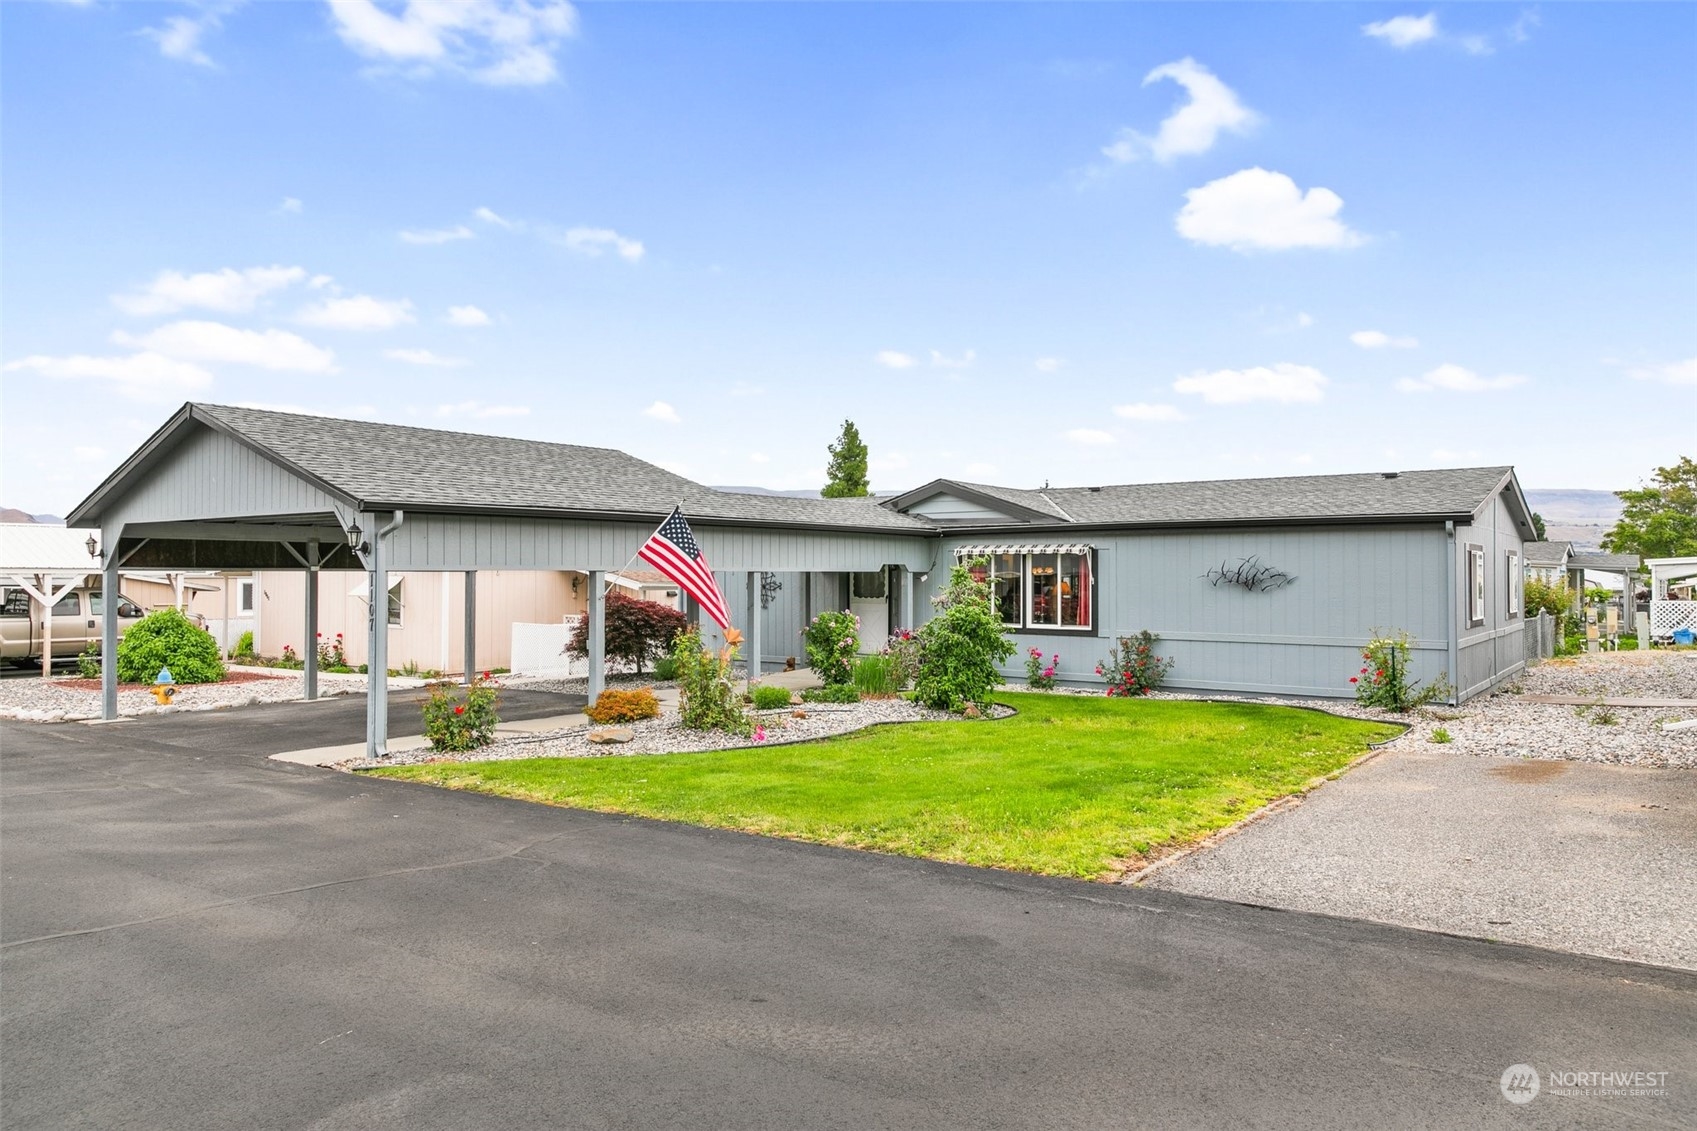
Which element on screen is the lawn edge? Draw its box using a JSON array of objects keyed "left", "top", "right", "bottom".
[{"left": 1116, "top": 713, "right": 1412, "bottom": 886}]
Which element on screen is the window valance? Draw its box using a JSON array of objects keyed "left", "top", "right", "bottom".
[{"left": 953, "top": 543, "right": 1091, "bottom": 558}]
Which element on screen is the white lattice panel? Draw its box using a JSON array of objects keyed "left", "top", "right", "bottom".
[{"left": 1649, "top": 601, "right": 1697, "bottom": 637}]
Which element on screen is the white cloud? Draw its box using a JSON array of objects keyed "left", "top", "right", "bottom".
[
  {"left": 1173, "top": 363, "right": 1328, "bottom": 405},
  {"left": 930, "top": 349, "right": 976, "bottom": 370},
  {"left": 112, "top": 321, "right": 338, "bottom": 372},
  {"left": 473, "top": 205, "right": 516, "bottom": 229},
  {"left": 435, "top": 400, "right": 529, "bottom": 419},
  {"left": 296, "top": 294, "right": 416, "bottom": 330},
  {"left": 72, "top": 445, "right": 108, "bottom": 462},
  {"left": 1626, "top": 357, "right": 1697, "bottom": 386},
  {"left": 871, "top": 453, "right": 911, "bottom": 473},
  {"left": 643, "top": 400, "right": 680, "bottom": 423},
  {"left": 1351, "top": 329, "right": 1419, "bottom": 349},
  {"left": 748, "top": 452, "right": 771, "bottom": 464},
  {"left": 964, "top": 461, "right": 997, "bottom": 479},
  {"left": 874, "top": 350, "right": 916, "bottom": 369},
  {"left": 278, "top": 197, "right": 304, "bottom": 215},
  {"left": 2, "top": 352, "right": 214, "bottom": 400},
  {"left": 113, "top": 265, "right": 307, "bottom": 315},
  {"left": 446, "top": 304, "right": 491, "bottom": 327},
  {"left": 385, "top": 347, "right": 467, "bottom": 367},
  {"left": 1508, "top": 9, "right": 1541, "bottom": 44},
  {"left": 142, "top": 9, "right": 223, "bottom": 67},
  {"left": 1396, "top": 363, "right": 1529, "bottom": 393},
  {"left": 1066, "top": 428, "right": 1116, "bottom": 446},
  {"left": 399, "top": 224, "right": 474, "bottom": 245},
  {"left": 326, "top": 0, "right": 578, "bottom": 86},
  {"left": 1176, "top": 168, "right": 1365, "bottom": 252},
  {"left": 1362, "top": 13, "right": 1439, "bottom": 48},
  {"left": 1112, "top": 402, "right": 1188, "bottom": 422},
  {"left": 560, "top": 227, "right": 645, "bottom": 262},
  {"left": 1101, "top": 57, "right": 1259, "bottom": 164},
  {"left": 1035, "top": 357, "right": 1064, "bottom": 373}
]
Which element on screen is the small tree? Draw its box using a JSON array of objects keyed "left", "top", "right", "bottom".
[
  {"left": 116, "top": 607, "right": 226, "bottom": 684},
  {"left": 569, "top": 592, "right": 688, "bottom": 675},
  {"left": 671, "top": 628, "right": 751, "bottom": 736},
  {"left": 803, "top": 610, "right": 860, "bottom": 686},
  {"left": 1603, "top": 456, "right": 1697, "bottom": 560},
  {"left": 821, "top": 419, "right": 870, "bottom": 498},
  {"left": 913, "top": 560, "right": 1015, "bottom": 711}
]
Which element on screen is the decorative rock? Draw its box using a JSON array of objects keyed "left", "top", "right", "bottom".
[
  {"left": 587, "top": 727, "right": 635, "bottom": 745},
  {"left": 791, "top": 709, "right": 807, "bottom": 719},
  {"left": 962, "top": 704, "right": 983, "bottom": 719}
]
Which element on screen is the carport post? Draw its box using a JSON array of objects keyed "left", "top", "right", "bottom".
[
  {"left": 101, "top": 555, "right": 119, "bottom": 721},
  {"left": 367, "top": 518, "right": 389, "bottom": 759},
  {"left": 745, "top": 571, "right": 762, "bottom": 685},
  {"left": 586, "top": 570, "right": 605, "bottom": 702},
  {"left": 303, "top": 541, "right": 319, "bottom": 701},
  {"left": 900, "top": 566, "right": 913, "bottom": 630},
  {"left": 462, "top": 570, "right": 476, "bottom": 685}
]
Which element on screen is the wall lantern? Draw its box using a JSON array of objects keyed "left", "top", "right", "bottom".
[
  {"left": 346, "top": 522, "right": 364, "bottom": 550},
  {"left": 85, "top": 533, "right": 99, "bottom": 559}
]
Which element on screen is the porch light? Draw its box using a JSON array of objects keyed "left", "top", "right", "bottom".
[
  {"left": 346, "top": 522, "right": 363, "bottom": 549},
  {"left": 85, "top": 533, "right": 99, "bottom": 559}
]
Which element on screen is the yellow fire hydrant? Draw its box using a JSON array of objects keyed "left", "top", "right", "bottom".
[{"left": 150, "top": 668, "right": 177, "bottom": 706}]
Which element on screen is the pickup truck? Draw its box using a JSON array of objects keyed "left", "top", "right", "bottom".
[{"left": 0, "top": 586, "right": 146, "bottom": 662}]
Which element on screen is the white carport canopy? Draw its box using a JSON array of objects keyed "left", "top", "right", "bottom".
[{"left": 0, "top": 523, "right": 103, "bottom": 678}]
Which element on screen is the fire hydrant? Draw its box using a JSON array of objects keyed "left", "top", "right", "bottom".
[{"left": 150, "top": 668, "right": 177, "bottom": 706}]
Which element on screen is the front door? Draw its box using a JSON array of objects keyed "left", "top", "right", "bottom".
[{"left": 849, "top": 569, "right": 889, "bottom": 653}]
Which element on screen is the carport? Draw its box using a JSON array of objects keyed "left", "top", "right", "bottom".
[{"left": 66, "top": 403, "right": 936, "bottom": 758}]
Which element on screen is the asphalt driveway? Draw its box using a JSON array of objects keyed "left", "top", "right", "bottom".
[
  {"left": 1145, "top": 745, "right": 1697, "bottom": 970},
  {"left": 3, "top": 716, "right": 1693, "bottom": 1129}
]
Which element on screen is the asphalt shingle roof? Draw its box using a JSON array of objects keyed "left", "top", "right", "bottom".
[
  {"left": 904, "top": 467, "right": 1517, "bottom": 528},
  {"left": 192, "top": 405, "right": 932, "bottom": 532},
  {"left": 1522, "top": 540, "right": 1572, "bottom": 565},
  {"left": 1568, "top": 551, "right": 1642, "bottom": 571}
]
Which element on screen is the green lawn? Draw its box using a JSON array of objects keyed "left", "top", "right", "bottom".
[{"left": 370, "top": 693, "right": 1403, "bottom": 880}]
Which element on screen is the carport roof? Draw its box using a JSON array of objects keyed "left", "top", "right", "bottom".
[{"left": 69, "top": 403, "right": 934, "bottom": 534}]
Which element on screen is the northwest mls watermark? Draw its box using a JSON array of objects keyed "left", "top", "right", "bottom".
[{"left": 1500, "top": 1064, "right": 1672, "bottom": 1104}]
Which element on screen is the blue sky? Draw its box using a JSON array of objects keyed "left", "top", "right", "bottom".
[{"left": 3, "top": 1, "right": 1692, "bottom": 514}]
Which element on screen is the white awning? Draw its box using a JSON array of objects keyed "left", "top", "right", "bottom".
[
  {"left": 349, "top": 573, "right": 406, "bottom": 601},
  {"left": 953, "top": 543, "right": 1091, "bottom": 557}
]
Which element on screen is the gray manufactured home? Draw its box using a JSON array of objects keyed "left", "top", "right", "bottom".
[{"left": 68, "top": 404, "right": 1532, "bottom": 755}]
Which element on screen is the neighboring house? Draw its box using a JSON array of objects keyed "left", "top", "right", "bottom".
[
  {"left": 1522, "top": 540, "right": 1572, "bottom": 584},
  {"left": 69, "top": 405, "right": 1534, "bottom": 715}
]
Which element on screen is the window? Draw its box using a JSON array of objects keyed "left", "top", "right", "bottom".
[
  {"left": 961, "top": 550, "right": 1093, "bottom": 632},
  {"left": 1466, "top": 545, "right": 1486, "bottom": 627},
  {"left": 51, "top": 591, "right": 81, "bottom": 617},
  {"left": 1, "top": 589, "right": 29, "bottom": 618},
  {"left": 89, "top": 593, "right": 144, "bottom": 618},
  {"left": 236, "top": 578, "right": 256, "bottom": 616},
  {"left": 851, "top": 570, "right": 887, "bottom": 600},
  {"left": 387, "top": 578, "right": 404, "bottom": 627},
  {"left": 1506, "top": 552, "right": 1521, "bottom": 618}
]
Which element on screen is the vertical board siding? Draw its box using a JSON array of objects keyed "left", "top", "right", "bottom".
[
  {"left": 1451, "top": 487, "right": 1528, "bottom": 699},
  {"left": 109, "top": 425, "right": 342, "bottom": 528}
]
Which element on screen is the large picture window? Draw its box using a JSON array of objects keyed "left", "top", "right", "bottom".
[{"left": 962, "top": 549, "right": 1093, "bottom": 632}]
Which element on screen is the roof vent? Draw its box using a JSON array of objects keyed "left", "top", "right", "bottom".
[
  {"left": 1381, "top": 471, "right": 1400, "bottom": 479},
  {"left": 1088, "top": 486, "right": 1102, "bottom": 493}
]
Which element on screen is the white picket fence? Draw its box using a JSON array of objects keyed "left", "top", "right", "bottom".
[{"left": 509, "top": 622, "right": 588, "bottom": 677}]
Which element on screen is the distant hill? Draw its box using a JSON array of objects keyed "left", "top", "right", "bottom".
[
  {"left": 1524, "top": 489, "right": 1623, "bottom": 551},
  {"left": 0, "top": 508, "right": 61, "bottom": 524},
  {"left": 711, "top": 486, "right": 909, "bottom": 500}
]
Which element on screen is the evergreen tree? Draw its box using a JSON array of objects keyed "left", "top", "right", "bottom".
[
  {"left": 1530, "top": 512, "right": 1547, "bottom": 541},
  {"left": 821, "top": 419, "right": 870, "bottom": 498}
]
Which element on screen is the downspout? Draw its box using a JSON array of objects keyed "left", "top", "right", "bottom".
[{"left": 1445, "top": 520, "right": 1459, "bottom": 706}]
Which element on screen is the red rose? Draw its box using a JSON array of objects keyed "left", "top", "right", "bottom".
[
  {"left": 453, "top": 705, "right": 465, "bottom": 715},
  {"left": 1349, "top": 677, "right": 1358, "bottom": 683}
]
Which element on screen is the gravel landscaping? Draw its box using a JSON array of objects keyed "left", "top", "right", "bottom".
[
  {"left": 0, "top": 668, "right": 369, "bottom": 722},
  {"left": 343, "top": 697, "right": 1013, "bottom": 770}
]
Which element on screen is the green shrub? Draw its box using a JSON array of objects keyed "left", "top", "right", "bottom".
[
  {"left": 585, "top": 687, "right": 660, "bottom": 724},
  {"left": 652, "top": 654, "right": 680, "bottom": 681},
  {"left": 1523, "top": 577, "right": 1569, "bottom": 619},
  {"left": 804, "top": 610, "right": 860, "bottom": 686},
  {"left": 273, "top": 645, "right": 304, "bottom": 670},
  {"left": 1351, "top": 631, "right": 1451, "bottom": 711},
  {"left": 750, "top": 684, "right": 793, "bottom": 710},
  {"left": 1097, "top": 631, "right": 1172, "bottom": 697},
  {"left": 1429, "top": 727, "right": 1452, "bottom": 744},
  {"left": 1025, "top": 646, "right": 1059, "bottom": 690},
  {"left": 76, "top": 640, "right": 101, "bottom": 679},
  {"left": 801, "top": 684, "right": 861, "bottom": 704},
  {"left": 230, "top": 629, "right": 255, "bottom": 659},
  {"left": 421, "top": 676, "right": 501, "bottom": 753},
  {"left": 852, "top": 653, "right": 903, "bottom": 697},
  {"left": 673, "top": 629, "right": 751, "bottom": 736},
  {"left": 316, "top": 631, "right": 349, "bottom": 671},
  {"left": 883, "top": 629, "right": 920, "bottom": 687},
  {"left": 913, "top": 561, "right": 1014, "bottom": 711},
  {"left": 116, "top": 608, "right": 226, "bottom": 684},
  {"left": 568, "top": 592, "right": 688, "bottom": 674}
]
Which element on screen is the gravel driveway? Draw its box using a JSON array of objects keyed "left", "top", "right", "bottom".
[{"left": 1143, "top": 745, "right": 1697, "bottom": 969}]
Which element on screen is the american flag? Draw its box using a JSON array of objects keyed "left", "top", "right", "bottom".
[{"left": 637, "top": 507, "right": 732, "bottom": 629}]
